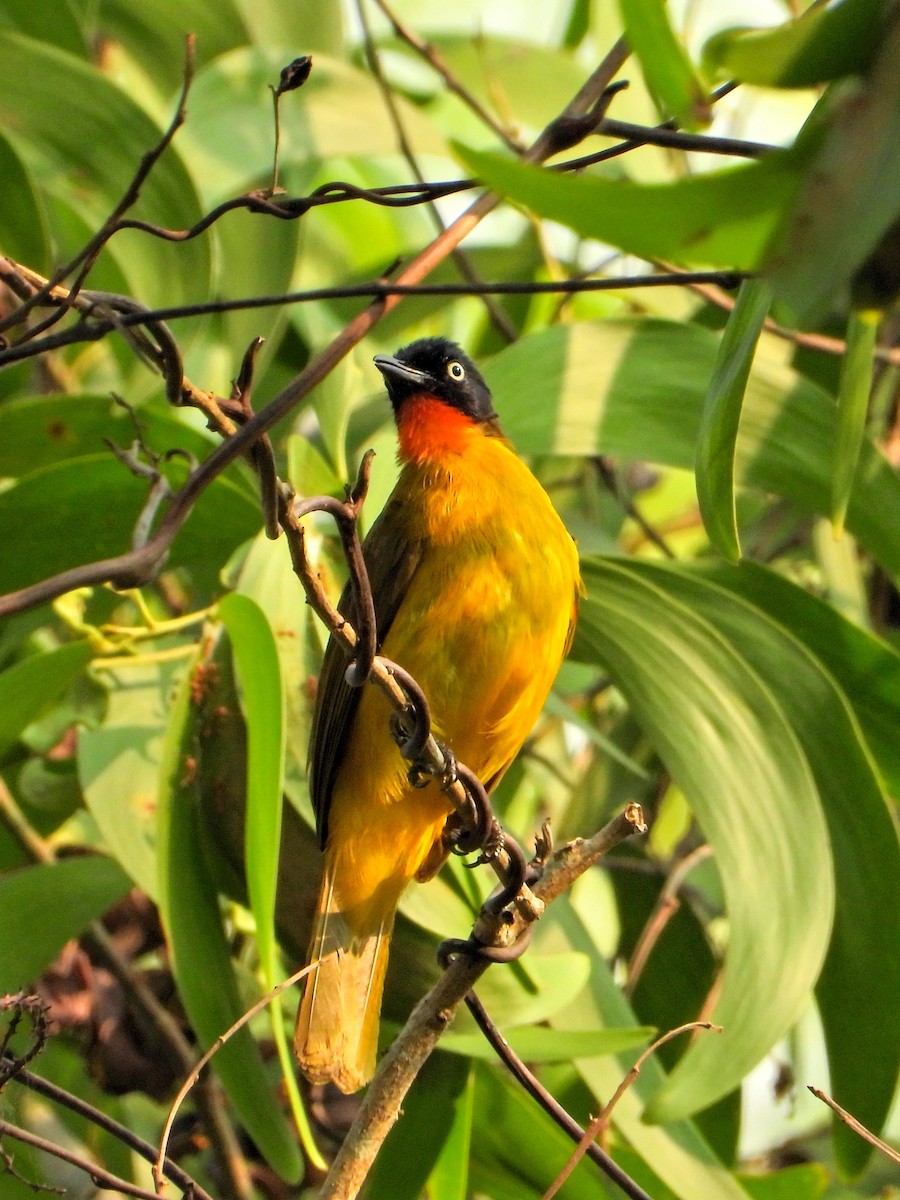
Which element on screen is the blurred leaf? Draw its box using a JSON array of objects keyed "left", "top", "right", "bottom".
[
  {"left": 182, "top": 48, "right": 447, "bottom": 199},
  {"left": 0, "top": 0, "right": 88, "bottom": 57},
  {"left": 0, "top": 31, "right": 210, "bottom": 312},
  {"left": 440, "top": 1024, "right": 652, "bottom": 1062},
  {"left": 0, "top": 131, "right": 50, "bottom": 271},
  {"left": 78, "top": 659, "right": 185, "bottom": 899},
  {"left": 0, "top": 641, "right": 91, "bottom": 762},
  {"left": 551, "top": 897, "right": 754, "bottom": 1200},
  {"left": 0, "top": 393, "right": 249, "bottom": 484},
  {"left": 696, "top": 279, "right": 773, "bottom": 562},
  {"left": 229, "top": 0, "right": 344, "bottom": 52},
  {"left": 766, "top": 17, "right": 900, "bottom": 324},
  {"left": 0, "top": 455, "right": 260, "bottom": 597},
  {"left": 738, "top": 1164, "right": 828, "bottom": 1200},
  {"left": 573, "top": 559, "right": 833, "bottom": 1123},
  {"left": 0, "top": 857, "right": 131, "bottom": 990},
  {"left": 831, "top": 308, "right": 879, "bottom": 535},
  {"left": 156, "top": 651, "right": 302, "bottom": 1182},
  {"left": 368, "top": 1053, "right": 471, "bottom": 1200},
  {"left": 484, "top": 318, "right": 900, "bottom": 575},
  {"left": 617, "top": 0, "right": 710, "bottom": 128},
  {"left": 85, "top": 0, "right": 248, "bottom": 91},
  {"left": 456, "top": 144, "right": 809, "bottom": 270},
  {"left": 471, "top": 951, "right": 593, "bottom": 1030},
  {"left": 703, "top": 0, "right": 889, "bottom": 88}
]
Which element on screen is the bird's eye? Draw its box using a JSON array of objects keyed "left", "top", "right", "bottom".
[{"left": 447, "top": 361, "right": 466, "bottom": 381}]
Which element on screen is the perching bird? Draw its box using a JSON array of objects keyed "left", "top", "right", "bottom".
[{"left": 294, "top": 337, "right": 581, "bottom": 1092}]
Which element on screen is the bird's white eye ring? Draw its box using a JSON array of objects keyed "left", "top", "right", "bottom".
[{"left": 447, "top": 361, "right": 466, "bottom": 381}]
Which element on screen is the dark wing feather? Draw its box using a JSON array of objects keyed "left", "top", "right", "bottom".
[{"left": 309, "top": 490, "right": 425, "bottom": 846}]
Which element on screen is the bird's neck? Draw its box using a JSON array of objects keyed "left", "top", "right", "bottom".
[{"left": 395, "top": 394, "right": 479, "bottom": 466}]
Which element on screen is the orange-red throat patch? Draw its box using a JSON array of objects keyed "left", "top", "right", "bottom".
[{"left": 396, "top": 393, "right": 477, "bottom": 465}]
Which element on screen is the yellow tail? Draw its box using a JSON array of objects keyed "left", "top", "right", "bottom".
[{"left": 293, "top": 869, "right": 393, "bottom": 1094}]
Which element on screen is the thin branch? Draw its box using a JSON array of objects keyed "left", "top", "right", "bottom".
[
  {"left": 0, "top": 1121, "right": 163, "bottom": 1200},
  {"left": 319, "top": 805, "right": 647, "bottom": 1200},
  {"left": 1, "top": 1058, "right": 216, "bottom": 1200},
  {"left": 154, "top": 963, "right": 314, "bottom": 1194},
  {"left": 0, "top": 268, "right": 747, "bottom": 367},
  {"left": 465, "top": 992, "right": 653, "bottom": 1200},
  {"left": 541, "top": 1021, "right": 722, "bottom": 1200},
  {"left": 808, "top": 1087, "right": 900, "bottom": 1167},
  {"left": 372, "top": 0, "right": 525, "bottom": 153}
]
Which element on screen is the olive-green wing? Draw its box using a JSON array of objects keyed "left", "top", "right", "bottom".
[{"left": 309, "top": 491, "right": 425, "bottom": 846}]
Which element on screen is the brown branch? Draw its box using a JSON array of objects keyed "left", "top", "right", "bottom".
[
  {"left": 0, "top": 1120, "right": 163, "bottom": 1200},
  {"left": 319, "top": 805, "right": 647, "bottom": 1200},
  {"left": 2, "top": 1058, "right": 216, "bottom": 1200},
  {"left": 808, "top": 1087, "right": 900, "bottom": 1166}
]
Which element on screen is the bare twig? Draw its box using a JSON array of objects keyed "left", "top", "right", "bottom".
[
  {"left": 808, "top": 1087, "right": 900, "bottom": 1166},
  {"left": 541, "top": 1021, "right": 723, "bottom": 1200}
]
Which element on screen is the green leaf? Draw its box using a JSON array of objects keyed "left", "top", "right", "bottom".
[
  {"left": 456, "top": 143, "right": 809, "bottom": 270},
  {"left": 483, "top": 318, "right": 900, "bottom": 576},
  {"left": 0, "top": 454, "right": 260, "bottom": 597},
  {"left": 831, "top": 308, "right": 879, "bottom": 535},
  {"left": 157, "top": 653, "right": 302, "bottom": 1183},
  {"left": 0, "top": 641, "right": 91, "bottom": 762},
  {"left": 0, "top": 130, "right": 51, "bottom": 271},
  {"left": 217, "top": 593, "right": 285, "bottom": 980},
  {"left": 368, "top": 1054, "right": 472, "bottom": 1200},
  {"left": 0, "top": 394, "right": 241, "bottom": 481},
  {"left": 617, "top": 0, "right": 710, "bottom": 128},
  {"left": 440, "top": 1024, "right": 653, "bottom": 1062},
  {"left": 766, "top": 19, "right": 900, "bottom": 324},
  {"left": 738, "top": 1164, "right": 828, "bottom": 1200},
  {"left": 696, "top": 279, "right": 773, "bottom": 562},
  {"left": 0, "top": 857, "right": 131, "bottom": 990},
  {"left": 686, "top": 562, "right": 900, "bottom": 1174},
  {"left": 471, "top": 951, "right": 594, "bottom": 1030},
  {"left": 79, "top": 659, "right": 186, "bottom": 899},
  {"left": 0, "top": 30, "right": 210, "bottom": 312},
  {"left": 696, "top": 561, "right": 900, "bottom": 797},
  {"left": 572, "top": 559, "right": 834, "bottom": 1123},
  {"left": 703, "top": 0, "right": 889, "bottom": 88},
  {"left": 0, "top": 0, "right": 88, "bottom": 58},
  {"left": 550, "top": 897, "right": 754, "bottom": 1200}
]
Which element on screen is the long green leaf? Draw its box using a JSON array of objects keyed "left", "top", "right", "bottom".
[
  {"left": 831, "top": 308, "right": 879, "bottom": 535},
  {"left": 157, "top": 653, "right": 302, "bottom": 1183},
  {"left": 572, "top": 558, "right": 834, "bottom": 1122},
  {"left": 0, "top": 857, "right": 131, "bottom": 990},
  {"left": 618, "top": 0, "right": 710, "bottom": 128},
  {"left": 696, "top": 280, "right": 773, "bottom": 562},
  {"left": 456, "top": 143, "right": 809, "bottom": 270},
  {"left": 0, "top": 642, "right": 91, "bottom": 762},
  {"left": 766, "top": 16, "right": 900, "bottom": 324},
  {"left": 702, "top": 0, "right": 889, "bottom": 88}
]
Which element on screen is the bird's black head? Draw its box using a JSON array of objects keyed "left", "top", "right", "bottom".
[{"left": 373, "top": 337, "right": 497, "bottom": 423}]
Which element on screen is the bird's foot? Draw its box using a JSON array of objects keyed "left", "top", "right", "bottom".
[{"left": 437, "top": 923, "right": 535, "bottom": 968}]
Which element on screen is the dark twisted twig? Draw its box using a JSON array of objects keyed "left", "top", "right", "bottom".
[{"left": 1, "top": 1056, "right": 216, "bottom": 1200}]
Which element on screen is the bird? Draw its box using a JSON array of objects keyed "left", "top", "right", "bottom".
[{"left": 293, "top": 336, "right": 581, "bottom": 1093}]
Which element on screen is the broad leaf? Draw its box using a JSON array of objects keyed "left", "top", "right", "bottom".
[
  {"left": 618, "top": 0, "right": 710, "bottom": 128},
  {"left": 0, "top": 857, "right": 131, "bottom": 990},
  {"left": 0, "top": 642, "right": 92, "bottom": 762},
  {"left": 572, "top": 558, "right": 833, "bottom": 1122}
]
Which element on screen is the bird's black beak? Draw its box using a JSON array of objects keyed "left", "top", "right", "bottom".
[{"left": 373, "top": 354, "right": 430, "bottom": 389}]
